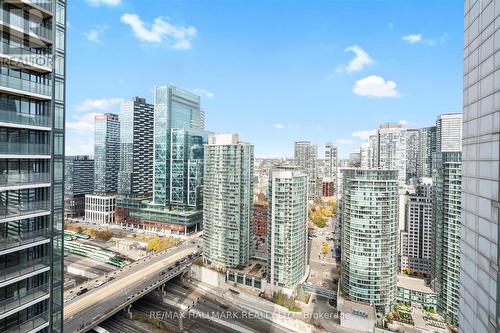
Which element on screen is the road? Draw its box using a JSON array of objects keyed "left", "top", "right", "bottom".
[
  {"left": 63, "top": 240, "right": 201, "bottom": 332},
  {"left": 101, "top": 277, "right": 289, "bottom": 333}
]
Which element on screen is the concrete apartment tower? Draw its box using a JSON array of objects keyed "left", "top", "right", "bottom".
[
  {"left": 267, "top": 166, "right": 308, "bottom": 289},
  {"left": 0, "top": 0, "right": 66, "bottom": 331},
  {"left": 294, "top": 141, "right": 318, "bottom": 200},
  {"left": 340, "top": 169, "right": 399, "bottom": 314},
  {"left": 460, "top": 1, "right": 500, "bottom": 332},
  {"left": 203, "top": 133, "right": 254, "bottom": 267},
  {"left": 117, "top": 97, "right": 154, "bottom": 198}
]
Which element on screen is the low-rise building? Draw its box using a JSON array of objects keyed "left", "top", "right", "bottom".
[
  {"left": 322, "top": 178, "right": 334, "bottom": 197},
  {"left": 397, "top": 274, "right": 437, "bottom": 310},
  {"left": 85, "top": 194, "right": 117, "bottom": 225}
]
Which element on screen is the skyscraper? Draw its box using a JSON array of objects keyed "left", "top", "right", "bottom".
[
  {"left": 203, "top": 133, "right": 254, "bottom": 267},
  {"left": 267, "top": 166, "right": 308, "bottom": 289},
  {"left": 325, "top": 142, "right": 337, "bottom": 181},
  {"left": 406, "top": 129, "right": 420, "bottom": 182},
  {"left": 433, "top": 151, "right": 461, "bottom": 325},
  {"left": 436, "top": 113, "right": 462, "bottom": 153},
  {"left": 417, "top": 126, "right": 436, "bottom": 178},
  {"left": 94, "top": 113, "right": 120, "bottom": 194},
  {"left": 294, "top": 141, "right": 318, "bottom": 200},
  {"left": 0, "top": 1, "right": 66, "bottom": 331},
  {"left": 116, "top": 84, "right": 208, "bottom": 235},
  {"left": 65, "top": 155, "right": 94, "bottom": 218},
  {"left": 340, "top": 169, "right": 398, "bottom": 314},
  {"left": 403, "top": 180, "right": 433, "bottom": 275},
  {"left": 117, "top": 97, "right": 154, "bottom": 198},
  {"left": 460, "top": 1, "right": 499, "bottom": 332},
  {"left": 377, "top": 123, "right": 407, "bottom": 183}
]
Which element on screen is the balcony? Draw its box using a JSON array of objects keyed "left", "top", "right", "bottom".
[
  {"left": 0, "top": 257, "right": 49, "bottom": 286},
  {"left": 0, "top": 9, "right": 52, "bottom": 42},
  {"left": 0, "top": 172, "right": 51, "bottom": 188},
  {"left": 0, "top": 73, "right": 51, "bottom": 98},
  {"left": 0, "top": 283, "right": 49, "bottom": 318},
  {"left": 0, "top": 109, "right": 50, "bottom": 128},
  {"left": 5, "top": 310, "right": 49, "bottom": 333},
  {"left": 22, "top": 1, "right": 53, "bottom": 14},
  {"left": 0, "top": 228, "right": 50, "bottom": 254},
  {"left": 0, "top": 143, "right": 50, "bottom": 156},
  {"left": 0, "top": 41, "right": 52, "bottom": 71},
  {"left": 0, "top": 200, "right": 50, "bottom": 221}
]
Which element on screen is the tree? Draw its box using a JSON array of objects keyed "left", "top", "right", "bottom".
[{"left": 322, "top": 242, "right": 329, "bottom": 255}]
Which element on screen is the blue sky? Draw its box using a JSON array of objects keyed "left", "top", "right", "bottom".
[{"left": 66, "top": 0, "right": 463, "bottom": 158}]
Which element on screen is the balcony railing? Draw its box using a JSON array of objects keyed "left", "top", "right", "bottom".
[
  {"left": 0, "top": 200, "right": 50, "bottom": 220},
  {"left": 0, "top": 228, "right": 50, "bottom": 253},
  {"left": 0, "top": 257, "right": 49, "bottom": 285},
  {"left": 0, "top": 109, "right": 51, "bottom": 128},
  {"left": 5, "top": 310, "right": 49, "bottom": 333},
  {"left": 0, "top": 40, "right": 52, "bottom": 69},
  {"left": 23, "top": 0, "right": 53, "bottom": 13},
  {"left": 0, "top": 283, "right": 49, "bottom": 316},
  {"left": 0, "top": 73, "right": 51, "bottom": 97},
  {"left": 0, "top": 172, "right": 51, "bottom": 187},
  {"left": 0, "top": 143, "right": 51, "bottom": 155},
  {"left": 0, "top": 9, "right": 52, "bottom": 41}
]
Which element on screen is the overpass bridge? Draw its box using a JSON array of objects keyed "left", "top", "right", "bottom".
[{"left": 63, "top": 243, "right": 200, "bottom": 333}]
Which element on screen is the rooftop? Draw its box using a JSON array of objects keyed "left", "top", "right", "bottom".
[
  {"left": 397, "top": 274, "right": 434, "bottom": 294},
  {"left": 339, "top": 298, "right": 376, "bottom": 321}
]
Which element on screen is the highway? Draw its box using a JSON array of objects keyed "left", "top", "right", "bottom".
[
  {"left": 101, "top": 278, "right": 290, "bottom": 333},
  {"left": 63, "top": 240, "right": 201, "bottom": 333}
]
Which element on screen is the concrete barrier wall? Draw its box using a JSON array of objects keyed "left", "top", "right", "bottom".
[{"left": 188, "top": 265, "right": 226, "bottom": 288}]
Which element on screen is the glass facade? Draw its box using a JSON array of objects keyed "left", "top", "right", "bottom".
[
  {"left": 340, "top": 169, "right": 398, "bottom": 314},
  {"left": 203, "top": 134, "right": 254, "bottom": 268},
  {"left": 267, "top": 166, "right": 308, "bottom": 289},
  {"left": 0, "top": 0, "right": 65, "bottom": 332},
  {"left": 432, "top": 152, "right": 461, "bottom": 325},
  {"left": 94, "top": 113, "right": 119, "bottom": 194},
  {"left": 64, "top": 156, "right": 93, "bottom": 218}
]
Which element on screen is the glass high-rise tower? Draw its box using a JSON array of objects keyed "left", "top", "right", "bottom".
[
  {"left": 460, "top": 1, "right": 499, "bottom": 332},
  {"left": 267, "top": 166, "right": 308, "bottom": 289},
  {"left": 0, "top": 0, "right": 66, "bottom": 332},
  {"left": 432, "top": 152, "right": 461, "bottom": 325},
  {"left": 294, "top": 141, "right": 318, "bottom": 200},
  {"left": 116, "top": 84, "right": 208, "bottom": 235},
  {"left": 340, "top": 169, "right": 398, "bottom": 314},
  {"left": 94, "top": 113, "right": 120, "bottom": 194},
  {"left": 203, "top": 133, "right": 254, "bottom": 268}
]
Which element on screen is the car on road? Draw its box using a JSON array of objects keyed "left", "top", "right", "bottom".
[
  {"left": 94, "top": 281, "right": 105, "bottom": 288},
  {"left": 76, "top": 288, "right": 88, "bottom": 296}
]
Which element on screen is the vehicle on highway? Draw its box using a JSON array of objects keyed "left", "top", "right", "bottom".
[
  {"left": 76, "top": 288, "right": 88, "bottom": 296},
  {"left": 94, "top": 281, "right": 105, "bottom": 288}
]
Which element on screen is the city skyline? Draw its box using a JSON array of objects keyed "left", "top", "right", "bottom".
[{"left": 66, "top": 0, "right": 462, "bottom": 159}]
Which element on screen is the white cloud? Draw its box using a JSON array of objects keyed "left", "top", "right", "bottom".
[
  {"left": 84, "top": 26, "right": 106, "bottom": 43},
  {"left": 66, "top": 113, "right": 100, "bottom": 132},
  {"left": 76, "top": 98, "right": 124, "bottom": 112},
  {"left": 399, "top": 120, "right": 409, "bottom": 126},
  {"left": 336, "top": 139, "right": 355, "bottom": 145},
  {"left": 86, "top": 0, "right": 122, "bottom": 6},
  {"left": 352, "top": 129, "right": 377, "bottom": 140},
  {"left": 192, "top": 88, "right": 214, "bottom": 99},
  {"left": 402, "top": 34, "right": 422, "bottom": 44},
  {"left": 336, "top": 45, "right": 373, "bottom": 73},
  {"left": 274, "top": 123, "right": 285, "bottom": 129},
  {"left": 120, "top": 13, "right": 197, "bottom": 49},
  {"left": 353, "top": 75, "right": 400, "bottom": 98},
  {"left": 402, "top": 33, "right": 447, "bottom": 46}
]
